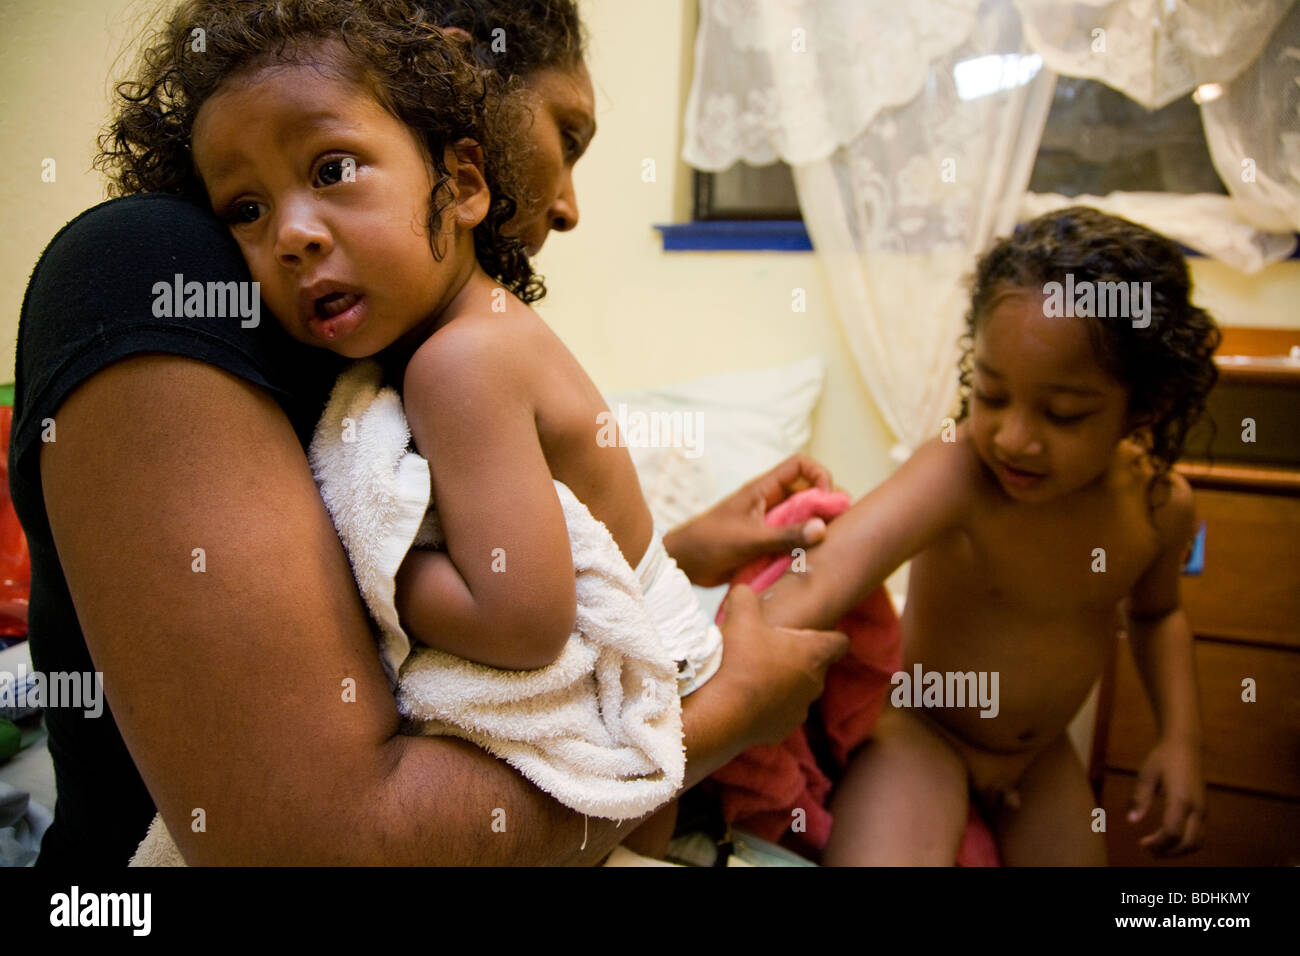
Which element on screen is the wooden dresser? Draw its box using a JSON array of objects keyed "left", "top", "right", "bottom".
[{"left": 1090, "top": 327, "right": 1300, "bottom": 866}]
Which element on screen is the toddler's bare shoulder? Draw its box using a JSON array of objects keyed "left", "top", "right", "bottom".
[{"left": 406, "top": 309, "right": 545, "bottom": 392}]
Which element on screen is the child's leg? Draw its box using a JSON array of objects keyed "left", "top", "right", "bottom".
[
  {"left": 822, "top": 707, "right": 970, "bottom": 865},
  {"left": 991, "top": 733, "right": 1107, "bottom": 866}
]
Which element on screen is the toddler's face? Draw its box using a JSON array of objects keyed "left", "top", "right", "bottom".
[
  {"left": 968, "top": 291, "right": 1133, "bottom": 503},
  {"left": 191, "top": 62, "right": 461, "bottom": 358}
]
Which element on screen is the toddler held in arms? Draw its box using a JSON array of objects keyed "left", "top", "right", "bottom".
[
  {"left": 188, "top": 5, "right": 719, "bottom": 687},
  {"left": 761, "top": 208, "right": 1215, "bottom": 865},
  {"left": 114, "top": 0, "right": 727, "bottom": 859}
]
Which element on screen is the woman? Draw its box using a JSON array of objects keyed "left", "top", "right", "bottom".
[{"left": 10, "top": 0, "right": 846, "bottom": 865}]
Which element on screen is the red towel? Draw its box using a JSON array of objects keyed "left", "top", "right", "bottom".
[{"left": 709, "top": 487, "right": 999, "bottom": 865}]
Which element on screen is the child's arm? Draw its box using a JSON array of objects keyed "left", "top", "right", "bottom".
[
  {"left": 1124, "top": 474, "right": 1206, "bottom": 856},
  {"left": 760, "top": 435, "right": 980, "bottom": 631},
  {"left": 393, "top": 320, "right": 576, "bottom": 671}
]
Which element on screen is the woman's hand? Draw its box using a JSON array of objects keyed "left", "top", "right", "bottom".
[
  {"left": 663, "top": 454, "right": 835, "bottom": 587},
  {"left": 679, "top": 585, "right": 849, "bottom": 788},
  {"left": 721, "top": 585, "right": 849, "bottom": 749}
]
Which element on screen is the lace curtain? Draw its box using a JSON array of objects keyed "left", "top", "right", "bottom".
[
  {"left": 685, "top": 0, "right": 1293, "bottom": 168},
  {"left": 1015, "top": 0, "right": 1291, "bottom": 110},
  {"left": 793, "top": 4, "right": 1056, "bottom": 456},
  {"left": 1201, "top": 0, "right": 1300, "bottom": 233},
  {"left": 682, "top": 0, "right": 984, "bottom": 169},
  {"left": 683, "top": 0, "right": 1300, "bottom": 455}
]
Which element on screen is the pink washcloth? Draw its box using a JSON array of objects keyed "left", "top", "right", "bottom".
[{"left": 709, "top": 487, "right": 999, "bottom": 865}]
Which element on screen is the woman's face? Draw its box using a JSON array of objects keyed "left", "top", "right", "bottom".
[{"left": 507, "top": 60, "right": 596, "bottom": 256}]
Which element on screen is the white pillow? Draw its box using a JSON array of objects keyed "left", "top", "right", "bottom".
[{"left": 606, "top": 355, "right": 826, "bottom": 619}]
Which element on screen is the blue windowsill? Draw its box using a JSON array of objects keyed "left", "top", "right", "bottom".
[
  {"left": 655, "top": 221, "right": 1300, "bottom": 259},
  {"left": 654, "top": 221, "right": 812, "bottom": 252}
]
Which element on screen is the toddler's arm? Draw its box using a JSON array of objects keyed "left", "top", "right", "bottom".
[
  {"left": 760, "top": 435, "right": 979, "bottom": 631},
  {"left": 393, "top": 320, "right": 576, "bottom": 671},
  {"left": 1124, "top": 475, "right": 1206, "bottom": 855}
]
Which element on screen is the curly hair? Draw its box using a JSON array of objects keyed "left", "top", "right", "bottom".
[
  {"left": 96, "top": 0, "right": 544, "bottom": 303},
  {"left": 956, "top": 206, "right": 1220, "bottom": 494},
  {"left": 424, "top": 0, "right": 586, "bottom": 79}
]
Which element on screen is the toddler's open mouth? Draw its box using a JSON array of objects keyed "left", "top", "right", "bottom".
[
  {"left": 316, "top": 291, "right": 360, "bottom": 319},
  {"left": 298, "top": 280, "right": 367, "bottom": 345}
]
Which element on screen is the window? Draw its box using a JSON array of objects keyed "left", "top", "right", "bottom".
[
  {"left": 693, "top": 162, "right": 801, "bottom": 220},
  {"left": 1029, "top": 78, "right": 1228, "bottom": 196},
  {"left": 688, "top": 78, "right": 1230, "bottom": 224}
]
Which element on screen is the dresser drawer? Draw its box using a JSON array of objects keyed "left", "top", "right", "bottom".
[
  {"left": 1181, "top": 488, "right": 1300, "bottom": 649},
  {"left": 1106, "top": 637, "right": 1300, "bottom": 798},
  {"left": 1186, "top": 380, "right": 1300, "bottom": 468},
  {"left": 1100, "top": 771, "right": 1300, "bottom": 866}
]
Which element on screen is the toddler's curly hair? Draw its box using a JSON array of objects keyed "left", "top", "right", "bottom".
[
  {"left": 96, "top": 0, "right": 543, "bottom": 303},
  {"left": 957, "top": 206, "right": 1220, "bottom": 491}
]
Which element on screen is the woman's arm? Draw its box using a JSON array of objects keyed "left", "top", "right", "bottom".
[
  {"left": 396, "top": 321, "right": 576, "bottom": 670},
  {"left": 40, "top": 355, "right": 585, "bottom": 863},
  {"left": 1124, "top": 475, "right": 1205, "bottom": 856},
  {"left": 42, "top": 356, "right": 846, "bottom": 864}
]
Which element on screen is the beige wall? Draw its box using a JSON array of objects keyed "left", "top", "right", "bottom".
[
  {"left": 2, "top": 0, "right": 1297, "bottom": 502},
  {"left": 0, "top": 0, "right": 169, "bottom": 375}
]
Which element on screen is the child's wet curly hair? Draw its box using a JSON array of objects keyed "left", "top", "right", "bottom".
[
  {"left": 957, "top": 206, "right": 1220, "bottom": 492},
  {"left": 96, "top": 0, "right": 543, "bottom": 303}
]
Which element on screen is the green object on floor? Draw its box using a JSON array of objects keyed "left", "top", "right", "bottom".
[
  {"left": 731, "top": 829, "right": 819, "bottom": 866},
  {"left": 0, "top": 717, "right": 19, "bottom": 761}
]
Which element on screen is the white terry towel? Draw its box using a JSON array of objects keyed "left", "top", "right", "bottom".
[{"left": 131, "top": 360, "right": 684, "bottom": 866}]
